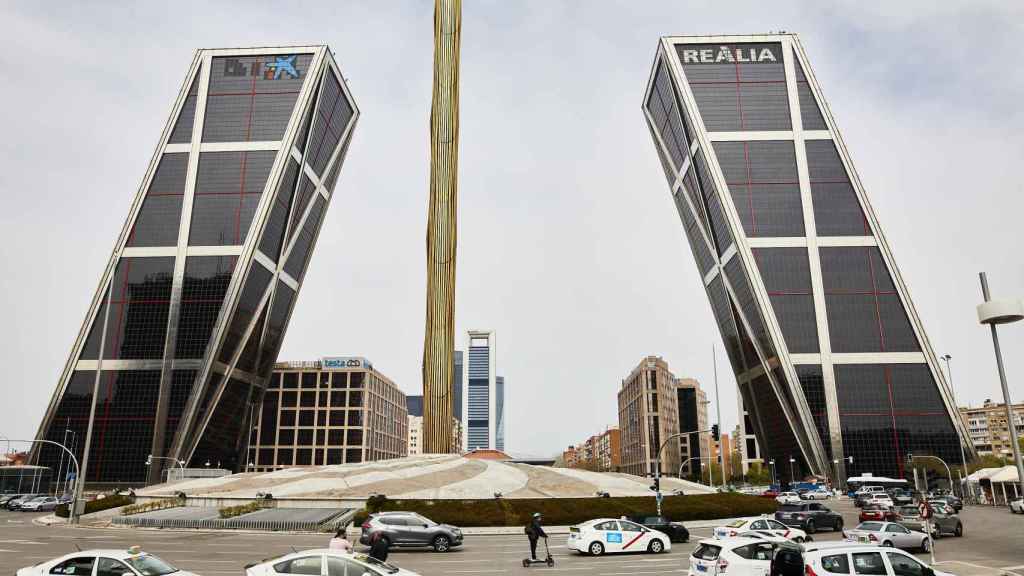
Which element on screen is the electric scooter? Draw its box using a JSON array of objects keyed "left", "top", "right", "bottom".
[{"left": 522, "top": 537, "right": 554, "bottom": 568}]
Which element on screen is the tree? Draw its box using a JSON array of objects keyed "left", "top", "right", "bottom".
[
  {"left": 967, "top": 454, "right": 1009, "bottom": 474},
  {"left": 745, "top": 462, "right": 772, "bottom": 485}
]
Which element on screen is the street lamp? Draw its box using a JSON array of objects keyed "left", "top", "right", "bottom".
[
  {"left": 789, "top": 456, "right": 796, "bottom": 485},
  {"left": 768, "top": 459, "right": 777, "bottom": 486},
  {"left": 976, "top": 273, "right": 1024, "bottom": 499},
  {"left": 146, "top": 455, "right": 186, "bottom": 483},
  {"left": 940, "top": 353, "right": 970, "bottom": 499}
]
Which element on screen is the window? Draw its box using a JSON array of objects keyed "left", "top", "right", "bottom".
[
  {"left": 852, "top": 552, "right": 888, "bottom": 576},
  {"left": 619, "top": 521, "right": 642, "bottom": 532},
  {"left": 594, "top": 521, "right": 620, "bottom": 531},
  {"left": 273, "top": 555, "right": 323, "bottom": 575},
  {"left": 692, "top": 544, "right": 721, "bottom": 560},
  {"left": 884, "top": 524, "right": 908, "bottom": 534},
  {"left": 750, "top": 520, "right": 768, "bottom": 530},
  {"left": 887, "top": 552, "right": 926, "bottom": 576},
  {"left": 97, "top": 558, "right": 134, "bottom": 576},
  {"left": 328, "top": 557, "right": 379, "bottom": 576},
  {"left": 821, "top": 554, "right": 851, "bottom": 574},
  {"left": 766, "top": 519, "right": 788, "bottom": 530},
  {"left": 50, "top": 558, "right": 95, "bottom": 575}
]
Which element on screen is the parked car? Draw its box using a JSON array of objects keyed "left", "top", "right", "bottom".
[
  {"left": 0, "top": 493, "right": 26, "bottom": 507},
  {"left": 688, "top": 536, "right": 788, "bottom": 576},
  {"left": 929, "top": 494, "right": 963, "bottom": 512},
  {"left": 843, "top": 521, "right": 931, "bottom": 552},
  {"left": 868, "top": 492, "right": 895, "bottom": 509},
  {"left": 775, "top": 502, "right": 843, "bottom": 533},
  {"left": 359, "top": 511, "right": 463, "bottom": 552},
  {"left": 887, "top": 489, "right": 914, "bottom": 506},
  {"left": 245, "top": 549, "right": 418, "bottom": 576},
  {"left": 776, "top": 491, "right": 802, "bottom": 505},
  {"left": 567, "top": 518, "right": 670, "bottom": 555},
  {"left": 803, "top": 542, "right": 954, "bottom": 576},
  {"left": 800, "top": 489, "right": 830, "bottom": 500},
  {"left": 860, "top": 503, "right": 898, "bottom": 523},
  {"left": 629, "top": 515, "right": 689, "bottom": 542},
  {"left": 854, "top": 486, "right": 886, "bottom": 507},
  {"left": 17, "top": 547, "right": 198, "bottom": 576},
  {"left": 1010, "top": 497, "right": 1024, "bottom": 514},
  {"left": 714, "top": 517, "right": 809, "bottom": 543},
  {"left": 6, "top": 494, "right": 41, "bottom": 511},
  {"left": 19, "top": 496, "right": 59, "bottom": 512}
]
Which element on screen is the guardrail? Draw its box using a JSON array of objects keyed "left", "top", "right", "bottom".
[{"left": 112, "top": 508, "right": 353, "bottom": 533}]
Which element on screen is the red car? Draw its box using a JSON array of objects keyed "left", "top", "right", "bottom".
[
  {"left": 761, "top": 489, "right": 779, "bottom": 499},
  {"left": 859, "top": 503, "right": 897, "bottom": 522}
]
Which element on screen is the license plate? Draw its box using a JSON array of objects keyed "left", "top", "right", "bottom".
[{"left": 858, "top": 535, "right": 869, "bottom": 543}]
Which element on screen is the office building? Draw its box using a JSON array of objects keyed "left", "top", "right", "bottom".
[
  {"left": 710, "top": 432, "right": 733, "bottom": 481},
  {"left": 407, "top": 395, "right": 424, "bottom": 418},
  {"left": 33, "top": 46, "right": 359, "bottom": 484},
  {"left": 247, "top": 358, "right": 407, "bottom": 471},
  {"left": 676, "top": 377, "right": 710, "bottom": 476},
  {"left": 960, "top": 400, "right": 1024, "bottom": 457},
  {"left": 736, "top": 393, "right": 763, "bottom": 473},
  {"left": 618, "top": 356, "right": 682, "bottom": 477},
  {"left": 407, "top": 412, "right": 461, "bottom": 456},
  {"left": 463, "top": 330, "right": 506, "bottom": 451},
  {"left": 564, "top": 427, "right": 622, "bottom": 472},
  {"left": 643, "top": 34, "right": 971, "bottom": 481}
]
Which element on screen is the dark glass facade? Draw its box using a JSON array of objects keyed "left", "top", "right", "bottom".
[
  {"left": 35, "top": 47, "right": 358, "bottom": 484},
  {"left": 645, "top": 35, "right": 967, "bottom": 482}
]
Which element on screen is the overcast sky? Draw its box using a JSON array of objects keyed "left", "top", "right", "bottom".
[{"left": 2, "top": 1, "right": 1023, "bottom": 460}]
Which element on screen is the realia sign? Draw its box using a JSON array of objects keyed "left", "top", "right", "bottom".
[{"left": 680, "top": 44, "right": 781, "bottom": 64}]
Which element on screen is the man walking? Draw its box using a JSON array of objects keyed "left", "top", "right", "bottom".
[
  {"left": 525, "top": 512, "right": 547, "bottom": 561},
  {"left": 369, "top": 530, "right": 390, "bottom": 562}
]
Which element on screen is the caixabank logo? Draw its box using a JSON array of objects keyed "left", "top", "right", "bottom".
[{"left": 223, "top": 55, "right": 302, "bottom": 80}]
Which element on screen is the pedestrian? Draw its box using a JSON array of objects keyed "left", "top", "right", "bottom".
[
  {"left": 329, "top": 524, "right": 353, "bottom": 552},
  {"left": 525, "top": 512, "right": 547, "bottom": 561},
  {"left": 369, "top": 530, "right": 390, "bottom": 563}
]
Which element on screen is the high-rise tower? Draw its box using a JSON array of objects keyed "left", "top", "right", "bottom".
[
  {"left": 33, "top": 46, "right": 358, "bottom": 484},
  {"left": 422, "top": 0, "right": 462, "bottom": 453},
  {"left": 643, "top": 34, "right": 973, "bottom": 481}
]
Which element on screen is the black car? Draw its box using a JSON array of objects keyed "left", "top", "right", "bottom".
[
  {"left": 930, "top": 495, "right": 963, "bottom": 512},
  {"left": 774, "top": 502, "right": 844, "bottom": 533},
  {"left": 629, "top": 515, "right": 689, "bottom": 543}
]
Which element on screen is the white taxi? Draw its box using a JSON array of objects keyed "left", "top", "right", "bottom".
[
  {"left": 567, "top": 518, "right": 671, "bottom": 555},
  {"left": 714, "top": 516, "right": 809, "bottom": 542},
  {"left": 245, "top": 549, "right": 421, "bottom": 576},
  {"left": 689, "top": 536, "right": 788, "bottom": 576},
  {"left": 17, "top": 547, "right": 196, "bottom": 576}
]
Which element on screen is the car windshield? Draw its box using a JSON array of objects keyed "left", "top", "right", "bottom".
[
  {"left": 726, "top": 519, "right": 747, "bottom": 528},
  {"left": 692, "top": 544, "right": 721, "bottom": 560},
  {"left": 353, "top": 553, "right": 399, "bottom": 574},
  {"left": 124, "top": 554, "right": 178, "bottom": 576},
  {"left": 857, "top": 522, "right": 883, "bottom": 531}
]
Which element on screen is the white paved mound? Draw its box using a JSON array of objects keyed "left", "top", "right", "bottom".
[
  {"left": 547, "top": 467, "right": 713, "bottom": 496},
  {"left": 267, "top": 456, "right": 470, "bottom": 497},
  {"left": 396, "top": 459, "right": 529, "bottom": 499}
]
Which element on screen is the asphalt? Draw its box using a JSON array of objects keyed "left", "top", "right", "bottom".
[{"left": 1, "top": 499, "right": 1022, "bottom": 575}]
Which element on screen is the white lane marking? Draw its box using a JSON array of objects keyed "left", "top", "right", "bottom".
[
  {"left": 1002, "top": 567, "right": 1024, "bottom": 571},
  {"left": 600, "top": 571, "right": 687, "bottom": 575},
  {"left": 0, "top": 539, "right": 45, "bottom": 544}
]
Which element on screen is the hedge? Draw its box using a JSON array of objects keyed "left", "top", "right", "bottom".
[
  {"left": 121, "top": 497, "right": 184, "bottom": 516},
  {"left": 218, "top": 500, "right": 274, "bottom": 519},
  {"left": 55, "top": 494, "right": 134, "bottom": 518},
  {"left": 352, "top": 493, "right": 776, "bottom": 527}
]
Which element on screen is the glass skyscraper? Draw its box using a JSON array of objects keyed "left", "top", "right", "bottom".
[
  {"left": 643, "top": 34, "right": 972, "bottom": 481},
  {"left": 33, "top": 46, "right": 358, "bottom": 484}
]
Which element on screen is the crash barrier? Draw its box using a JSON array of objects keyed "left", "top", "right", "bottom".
[
  {"left": 113, "top": 506, "right": 353, "bottom": 532},
  {"left": 164, "top": 468, "right": 232, "bottom": 482}
]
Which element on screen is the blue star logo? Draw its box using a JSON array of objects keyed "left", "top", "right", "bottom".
[{"left": 266, "top": 55, "right": 299, "bottom": 79}]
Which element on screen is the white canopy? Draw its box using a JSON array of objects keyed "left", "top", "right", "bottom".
[
  {"left": 966, "top": 467, "right": 1004, "bottom": 482},
  {"left": 989, "top": 466, "right": 1020, "bottom": 483}
]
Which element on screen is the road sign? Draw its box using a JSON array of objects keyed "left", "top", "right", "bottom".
[{"left": 919, "top": 501, "right": 931, "bottom": 519}]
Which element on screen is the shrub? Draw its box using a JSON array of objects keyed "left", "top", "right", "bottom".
[
  {"left": 218, "top": 500, "right": 274, "bottom": 519},
  {"left": 121, "top": 497, "right": 184, "bottom": 516},
  {"left": 55, "top": 494, "right": 134, "bottom": 518},
  {"left": 351, "top": 493, "right": 774, "bottom": 527}
]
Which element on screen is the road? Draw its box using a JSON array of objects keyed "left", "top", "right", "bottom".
[{"left": 1, "top": 499, "right": 1021, "bottom": 575}]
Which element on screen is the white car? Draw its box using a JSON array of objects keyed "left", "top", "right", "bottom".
[
  {"left": 800, "top": 489, "right": 830, "bottom": 500},
  {"left": 245, "top": 549, "right": 419, "bottom": 576},
  {"left": 1009, "top": 497, "right": 1023, "bottom": 514},
  {"left": 19, "top": 496, "right": 59, "bottom": 512},
  {"left": 776, "top": 491, "right": 802, "bottom": 505},
  {"left": 17, "top": 547, "right": 195, "bottom": 576},
  {"left": 688, "top": 536, "right": 788, "bottom": 576},
  {"left": 804, "top": 543, "right": 954, "bottom": 576},
  {"left": 567, "top": 518, "right": 671, "bottom": 555},
  {"left": 714, "top": 517, "right": 809, "bottom": 542}
]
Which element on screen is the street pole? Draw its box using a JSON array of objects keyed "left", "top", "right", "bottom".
[
  {"left": 7, "top": 439, "right": 80, "bottom": 523},
  {"left": 654, "top": 428, "right": 713, "bottom": 516},
  {"left": 713, "top": 345, "right": 724, "bottom": 490},
  {"left": 941, "top": 354, "right": 970, "bottom": 500},
  {"left": 977, "top": 273, "right": 1024, "bottom": 500}
]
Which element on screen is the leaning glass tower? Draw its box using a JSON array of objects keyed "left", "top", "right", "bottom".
[
  {"left": 33, "top": 46, "right": 358, "bottom": 484},
  {"left": 643, "top": 34, "right": 972, "bottom": 481}
]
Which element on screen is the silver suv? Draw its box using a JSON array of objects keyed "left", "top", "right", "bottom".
[{"left": 359, "top": 511, "right": 464, "bottom": 552}]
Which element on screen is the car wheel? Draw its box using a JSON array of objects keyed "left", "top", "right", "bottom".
[
  {"left": 806, "top": 520, "right": 816, "bottom": 534},
  {"left": 589, "top": 541, "right": 604, "bottom": 556},
  {"left": 933, "top": 528, "right": 942, "bottom": 540},
  {"left": 882, "top": 540, "right": 894, "bottom": 548},
  {"left": 648, "top": 539, "right": 664, "bottom": 554},
  {"left": 433, "top": 535, "right": 451, "bottom": 552},
  {"left": 955, "top": 523, "right": 962, "bottom": 537},
  {"left": 793, "top": 536, "right": 804, "bottom": 543},
  {"left": 921, "top": 538, "right": 931, "bottom": 552},
  {"left": 834, "top": 518, "right": 843, "bottom": 531}
]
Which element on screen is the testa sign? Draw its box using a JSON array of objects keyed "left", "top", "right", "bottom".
[{"left": 680, "top": 45, "right": 779, "bottom": 64}]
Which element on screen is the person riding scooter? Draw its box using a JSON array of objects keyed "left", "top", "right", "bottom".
[{"left": 525, "top": 512, "right": 548, "bottom": 561}]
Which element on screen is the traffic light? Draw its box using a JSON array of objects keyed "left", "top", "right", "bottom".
[
  {"left": 711, "top": 424, "right": 720, "bottom": 442},
  {"left": 649, "top": 477, "right": 661, "bottom": 493}
]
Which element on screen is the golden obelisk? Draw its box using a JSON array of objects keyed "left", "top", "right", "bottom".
[{"left": 422, "top": 0, "right": 460, "bottom": 453}]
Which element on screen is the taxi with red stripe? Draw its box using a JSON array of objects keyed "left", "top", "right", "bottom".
[
  {"left": 567, "top": 518, "right": 671, "bottom": 555},
  {"left": 713, "top": 516, "right": 810, "bottom": 543}
]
